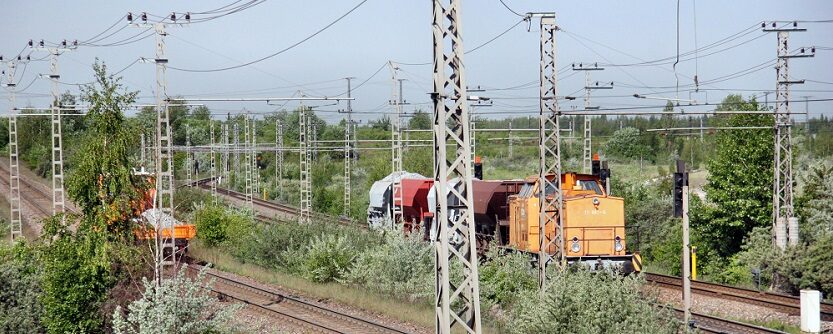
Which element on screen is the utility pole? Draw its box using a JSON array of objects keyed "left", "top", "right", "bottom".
[
  {"left": 763, "top": 21, "right": 815, "bottom": 248},
  {"left": 276, "top": 118, "right": 284, "bottom": 201},
  {"left": 185, "top": 124, "right": 192, "bottom": 185},
  {"left": 432, "top": 0, "right": 482, "bottom": 332},
  {"left": 536, "top": 13, "right": 563, "bottom": 289},
  {"left": 312, "top": 120, "right": 318, "bottom": 161},
  {"left": 571, "top": 62, "right": 611, "bottom": 174},
  {"left": 674, "top": 160, "right": 692, "bottom": 328},
  {"left": 299, "top": 105, "right": 312, "bottom": 224},
  {"left": 389, "top": 62, "right": 405, "bottom": 229},
  {"left": 3, "top": 57, "right": 23, "bottom": 241},
  {"left": 343, "top": 77, "right": 354, "bottom": 217},
  {"left": 33, "top": 39, "right": 75, "bottom": 215},
  {"left": 210, "top": 120, "right": 217, "bottom": 200}
]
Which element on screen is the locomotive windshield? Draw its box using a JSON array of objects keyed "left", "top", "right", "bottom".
[{"left": 578, "top": 180, "right": 603, "bottom": 195}]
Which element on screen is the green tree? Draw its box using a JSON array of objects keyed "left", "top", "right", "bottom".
[
  {"left": 605, "top": 127, "right": 650, "bottom": 160},
  {"left": 41, "top": 61, "right": 149, "bottom": 333},
  {"left": 796, "top": 162, "right": 833, "bottom": 241},
  {"left": 408, "top": 109, "right": 431, "bottom": 130},
  {"left": 0, "top": 242, "right": 45, "bottom": 333},
  {"left": 693, "top": 95, "right": 773, "bottom": 258}
]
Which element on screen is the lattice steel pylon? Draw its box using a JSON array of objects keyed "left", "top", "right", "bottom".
[
  {"left": 35, "top": 46, "right": 74, "bottom": 216},
  {"left": 299, "top": 106, "right": 312, "bottom": 224},
  {"left": 763, "top": 22, "right": 814, "bottom": 248},
  {"left": 571, "top": 62, "right": 606, "bottom": 174},
  {"left": 276, "top": 118, "right": 284, "bottom": 201},
  {"left": 185, "top": 125, "right": 192, "bottom": 185},
  {"left": 343, "top": 78, "right": 354, "bottom": 217},
  {"left": 431, "top": 0, "right": 482, "bottom": 332},
  {"left": 389, "top": 62, "right": 404, "bottom": 229},
  {"left": 223, "top": 123, "right": 229, "bottom": 185},
  {"left": 210, "top": 120, "right": 217, "bottom": 200},
  {"left": 252, "top": 119, "right": 260, "bottom": 197},
  {"left": 536, "top": 14, "right": 564, "bottom": 289},
  {"left": 233, "top": 122, "right": 240, "bottom": 186},
  {"left": 4, "top": 59, "right": 23, "bottom": 241},
  {"left": 150, "top": 23, "right": 176, "bottom": 272},
  {"left": 243, "top": 112, "right": 254, "bottom": 212}
]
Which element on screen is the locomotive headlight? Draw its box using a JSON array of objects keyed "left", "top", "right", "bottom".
[
  {"left": 570, "top": 236, "right": 581, "bottom": 253},
  {"left": 592, "top": 197, "right": 600, "bottom": 206},
  {"left": 614, "top": 236, "right": 624, "bottom": 252}
]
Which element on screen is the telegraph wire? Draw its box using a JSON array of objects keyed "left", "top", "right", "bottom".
[{"left": 498, "top": 0, "right": 525, "bottom": 17}]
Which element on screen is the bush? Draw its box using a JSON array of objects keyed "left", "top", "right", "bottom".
[
  {"left": 0, "top": 242, "right": 45, "bottom": 333},
  {"left": 112, "top": 265, "right": 241, "bottom": 334},
  {"left": 478, "top": 247, "right": 537, "bottom": 309},
  {"left": 770, "top": 234, "right": 833, "bottom": 297},
  {"left": 193, "top": 204, "right": 254, "bottom": 248},
  {"left": 506, "top": 270, "right": 678, "bottom": 334},
  {"left": 302, "top": 234, "right": 357, "bottom": 283},
  {"left": 342, "top": 233, "right": 433, "bottom": 300}
]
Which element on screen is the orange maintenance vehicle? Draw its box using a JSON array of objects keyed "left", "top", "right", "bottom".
[{"left": 132, "top": 172, "right": 196, "bottom": 254}]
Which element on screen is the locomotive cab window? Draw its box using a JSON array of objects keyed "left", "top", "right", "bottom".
[{"left": 577, "top": 180, "right": 603, "bottom": 195}]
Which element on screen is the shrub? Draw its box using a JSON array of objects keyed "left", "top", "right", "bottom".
[
  {"left": 478, "top": 247, "right": 537, "bottom": 309},
  {"left": 506, "top": 270, "right": 679, "bottom": 334},
  {"left": 302, "top": 234, "right": 357, "bottom": 283},
  {"left": 0, "top": 242, "right": 45, "bottom": 333},
  {"left": 194, "top": 205, "right": 228, "bottom": 247},
  {"left": 342, "top": 233, "right": 433, "bottom": 300},
  {"left": 112, "top": 265, "right": 241, "bottom": 334},
  {"left": 770, "top": 234, "right": 833, "bottom": 297}
]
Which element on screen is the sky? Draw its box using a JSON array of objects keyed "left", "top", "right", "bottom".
[{"left": 1, "top": 0, "right": 832, "bottom": 124}]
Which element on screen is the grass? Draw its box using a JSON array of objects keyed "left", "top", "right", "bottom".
[{"left": 189, "top": 241, "right": 437, "bottom": 331}]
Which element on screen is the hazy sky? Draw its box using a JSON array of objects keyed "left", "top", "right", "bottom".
[{"left": 1, "top": 0, "right": 832, "bottom": 124}]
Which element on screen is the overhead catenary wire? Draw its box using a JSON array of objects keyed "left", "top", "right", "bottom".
[{"left": 168, "top": 0, "right": 370, "bottom": 73}]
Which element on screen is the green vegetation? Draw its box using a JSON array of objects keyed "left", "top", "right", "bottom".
[
  {"left": 507, "top": 270, "right": 677, "bottom": 334},
  {"left": 112, "top": 265, "right": 242, "bottom": 334}
]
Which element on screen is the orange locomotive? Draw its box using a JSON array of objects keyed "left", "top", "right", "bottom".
[
  {"left": 507, "top": 170, "right": 641, "bottom": 273},
  {"left": 132, "top": 172, "right": 196, "bottom": 253}
]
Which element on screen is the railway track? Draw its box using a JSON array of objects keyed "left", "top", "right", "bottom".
[
  {"left": 672, "top": 308, "right": 788, "bottom": 334},
  {"left": 647, "top": 272, "right": 833, "bottom": 321},
  {"left": 189, "top": 264, "right": 410, "bottom": 334},
  {"left": 190, "top": 178, "right": 361, "bottom": 228},
  {"left": 0, "top": 161, "right": 75, "bottom": 218}
]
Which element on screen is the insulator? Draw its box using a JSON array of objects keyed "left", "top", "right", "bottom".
[
  {"left": 39, "top": 40, "right": 44, "bottom": 47},
  {"left": 17, "top": 56, "right": 21, "bottom": 60},
  {"left": 127, "top": 12, "right": 133, "bottom": 22},
  {"left": 61, "top": 40, "right": 67, "bottom": 47},
  {"left": 26, "top": 56, "right": 30, "bottom": 61},
  {"left": 772, "top": 22, "right": 776, "bottom": 28},
  {"left": 793, "top": 21, "right": 797, "bottom": 27},
  {"left": 141, "top": 12, "right": 147, "bottom": 22},
  {"left": 801, "top": 48, "right": 805, "bottom": 53},
  {"left": 73, "top": 40, "right": 78, "bottom": 47},
  {"left": 185, "top": 12, "right": 191, "bottom": 20},
  {"left": 761, "top": 22, "right": 766, "bottom": 28},
  {"left": 170, "top": 13, "right": 176, "bottom": 21},
  {"left": 28, "top": 39, "right": 33, "bottom": 47},
  {"left": 594, "top": 62, "right": 598, "bottom": 67},
  {"left": 610, "top": 82, "right": 614, "bottom": 86},
  {"left": 0, "top": 56, "right": 3, "bottom": 61},
  {"left": 811, "top": 47, "right": 816, "bottom": 53}
]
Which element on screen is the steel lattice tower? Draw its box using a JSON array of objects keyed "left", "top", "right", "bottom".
[
  {"left": 276, "top": 118, "right": 284, "bottom": 201},
  {"left": 222, "top": 123, "right": 229, "bottom": 185},
  {"left": 185, "top": 125, "right": 192, "bottom": 185},
  {"left": 389, "top": 62, "right": 404, "bottom": 229},
  {"left": 210, "top": 120, "right": 217, "bottom": 200},
  {"left": 763, "top": 22, "right": 814, "bottom": 248},
  {"left": 152, "top": 23, "right": 176, "bottom": 271},
  {"left": 299, "top": 106, "right": 312, "bottom": 224},
  {"left": 243, "top": 113, "right": 254, "bottom": 211},
  {"left": 571, "top": 63, "right": 607, "bottom": 173},
  {"left": 4, "top": 59, "right": 22, "bottom": 241},
  {"left": 536, "top": 14, "right": 564, "bottom": 289},
  {"left": 343, "top": 78, "right": 354, "bottom": 217},
  {"left": 431, "top": 0, "right": 482, "bottom": 332}
]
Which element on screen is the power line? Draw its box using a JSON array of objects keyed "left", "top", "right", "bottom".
[
  {"left": 498, "top": 0, "right": 524, "bottom": 17},
  {"left": 168, "top": 0, "right": 369, "bottom": 73}
]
